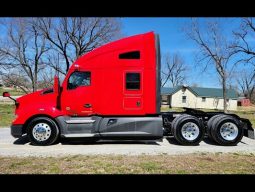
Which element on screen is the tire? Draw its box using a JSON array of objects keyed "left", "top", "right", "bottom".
[
  {"left": 171, "top": 115, "right": 205, "bottom": 145},
  {"left": 171, "top": 114, "right": 189, "bottom": 135},
  {"left": 211, "top": 115, "right": 243, "bottom": 146},
  {"left": 206, "top": 114, "right": 225, "bottom": 140},
  {"left": 27, "top": 117, "right": 60, "bottom": 146}
]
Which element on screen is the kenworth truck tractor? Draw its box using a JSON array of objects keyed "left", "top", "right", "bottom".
[{"left": 3, "top": 32, "right": 255, "bottom": 146}]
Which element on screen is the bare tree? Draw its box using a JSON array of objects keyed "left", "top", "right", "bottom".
[
  {"left": 231, "top": 18, "right": 255, "bottom": 102},
  {"left": 236, "top": 70, "right": 255, "bottom": 100},
  {"left": 186, "top": 19, "right": 236, "bottom": 113},
  {"left": 232, "top": 18, "right": 255, "bottom": 65},
  {"left": 1, "top": 72, "right": 30, "bottom": 93},
  {"left": 161, "top": 53, "right": 187, "bottom": 87},
  {"left": 37, "top": 68, "right": 55, "bottom": 89},
  {"left": 35, "top": 17, "right": 121, "bottom": 75},
  {"left": 0, "top": 18, "right": 49, "bottom": 93}
]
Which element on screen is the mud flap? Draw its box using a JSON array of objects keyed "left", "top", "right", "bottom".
[
  {"left": 246, "top": 129, "right": 255, "bottom": 139},
  {"left": 242, "top": 118, "right": 255, "bottom": 139}
]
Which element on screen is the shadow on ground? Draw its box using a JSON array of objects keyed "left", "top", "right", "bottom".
[
  {"left": 13, "top": 136, "right": 160, "bottom": 146},
  {"left": 202, "top": 137, "right": 219, "bottom": 146},
  {"left": 61, "top": 138, "right": 160, "bottom": 145},
  {"left": 165, "top": 136, "right": 228, "bottom": 146},
  {"left": 13, "top": 135, "right": 29, "bottom": 145},
  {"left": 13, "top": 135, "right": 243, "bottom": 146},
  {"left": 165, "top": 137, "right": 182, "bottom": 145}
]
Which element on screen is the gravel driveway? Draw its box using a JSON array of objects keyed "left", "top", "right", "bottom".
[{"left": 0, "top": 128, "right": 255, "bottom": 157}]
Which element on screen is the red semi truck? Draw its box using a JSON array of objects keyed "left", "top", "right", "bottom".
[{"left": 3, "top": 32, "right": 255, "bottom": 146}]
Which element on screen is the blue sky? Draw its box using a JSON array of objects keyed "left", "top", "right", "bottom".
[
  {"left": 121, "top": 17, "right": 249, "bottom": 88},
  {"left": 0, "top": 18, "right": 252, "bottom": 90}
]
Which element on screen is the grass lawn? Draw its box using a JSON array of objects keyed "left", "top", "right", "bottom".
[
  {"left": 0, "top": 104, "right": 15, "bottom": 127},
  {"left": 0, "top": 88, "right": 24, "bottom": 96},
  {"left": 0, "top": 153, "right": 254, "bottom": 174},
  {"left": 234, "top": 106, "right": 255, "bottom": 128}
]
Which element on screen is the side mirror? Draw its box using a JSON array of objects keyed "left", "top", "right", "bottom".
[
  {"left": 2, "top": 91, "right": 17, "bottom": 104},
  {"left": 3, "top": 92, "right": 10, "bottom": 97}
]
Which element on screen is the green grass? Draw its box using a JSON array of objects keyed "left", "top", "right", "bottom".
[
  {"left": 0, "top": 104, "right": 15, "bottom": 127},
  {"left": 234, "top": 110, "right": 255, "bottom": 128},
  {"left": 0, "top": 88, "right": 24, "bottom": 96},
  {"left": 161, "top": 106, "right": 184, "bottom": 112},
  {"left": 0, "top": 153, "right": 255, "bottom": 174}
]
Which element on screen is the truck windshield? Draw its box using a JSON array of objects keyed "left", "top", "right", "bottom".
[{"left": 68, "top": 71, "right": 91, "bottom": 90}]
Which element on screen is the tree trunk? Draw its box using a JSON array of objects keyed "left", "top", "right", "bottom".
[
  {"left": 33, "top": 75, "right": 37, "bottom": 92},
  {"left": 222, "top": 77, "right": 227, "bottom": 113},
  {"left": 33, "top": 62, "right": 38, "bottom": 92}
]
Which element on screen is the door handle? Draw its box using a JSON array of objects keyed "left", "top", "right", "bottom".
[{"left": 84, "top": 104, "right": 92, "bottom": 108}]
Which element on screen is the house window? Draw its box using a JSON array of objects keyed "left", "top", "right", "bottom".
[
  {"left": 126, "top": 73, "right": 140, "bottom": 90},
  {"left": 182, "top": 96, "right": 186, "bottom": 103},
  {"left": 161, "top": 95, "right": 170, "bottom": 105},
  {"left": 162, "top": 95, "right": 168, "bottom": 102},
  {"left": 202, "top": 97, "right": 206, "bottom": 102}
]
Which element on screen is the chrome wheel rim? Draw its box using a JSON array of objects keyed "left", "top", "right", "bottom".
[
  {"left": 32, "top": 123, "right": 51, "bottom": 142},
  {"left": 220, "top": 122, "right": 238, "bottom": 141},
  {"left": 181, "top": 122, "right": 200, "bottom": 141}
]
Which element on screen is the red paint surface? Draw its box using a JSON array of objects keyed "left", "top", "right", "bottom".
[{"left": 13, "top": 32, "right": 158, "bottom": 125}]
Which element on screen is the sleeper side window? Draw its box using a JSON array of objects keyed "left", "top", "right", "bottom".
[
  {"left": 119, "top": 51, "right": 140, "bottom": 59},
  {"left": 126, "top": 73, "right": 140, "bottom": 90},
  {"left": 68, "top": 71, "right": 91, "bottom": 90}
]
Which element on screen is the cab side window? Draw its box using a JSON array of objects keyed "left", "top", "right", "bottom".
[
  {"left": 126, "top": 73, "right": 140, "bottom": 90},
  {"left": 68, "top": 71, "right": 91, "bottom": 90}
]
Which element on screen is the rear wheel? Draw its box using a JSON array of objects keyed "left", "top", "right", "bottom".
[
  {"left": 206, "top": 114, "right": 225, "bottom": 141},
  {"left": 27, "top": 117, "right": 60, "bottom": 146},
  {"left": 171, "top": 115, "right": 205, "bottom": 145},
  {"left": 211, "top": 115, "right": 243, "bottom": 146}
]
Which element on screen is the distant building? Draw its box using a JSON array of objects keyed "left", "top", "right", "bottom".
[
  {"left": 161, "top": 85, "right": 238, "bottom": 111},
  {"left": 237, "top": 97, "right": 251, "bottom": 106}
]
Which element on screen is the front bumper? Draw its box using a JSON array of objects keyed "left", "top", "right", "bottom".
[{"left": 11, "top": 125, "right": 25, "bottom": 138}]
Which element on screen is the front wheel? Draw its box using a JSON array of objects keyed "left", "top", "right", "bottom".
[{"left": 27, "top": 117, "right": 60, "bottom": 146}]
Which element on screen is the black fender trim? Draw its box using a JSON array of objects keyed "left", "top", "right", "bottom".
[{"left": 11, "top": 124, "right": 24, "bottom": 138}]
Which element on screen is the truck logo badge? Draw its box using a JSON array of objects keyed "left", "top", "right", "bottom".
[{"left": 66, "top": 107, "right": 70, "bottom": 110}]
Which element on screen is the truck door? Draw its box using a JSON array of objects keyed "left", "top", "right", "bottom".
[
  {"left": 61, "top": 71, "right": 94, "bottom": 116},
  {"left": 123, "top": 71, "right": 143, "bottom": 111}
]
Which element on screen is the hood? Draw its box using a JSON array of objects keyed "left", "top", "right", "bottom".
[{"left": 16, "top": 88, "right": 54, "bottom": 104}]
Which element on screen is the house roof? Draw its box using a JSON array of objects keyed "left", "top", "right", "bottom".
[
  {"left": 161, "top": 86, "right": 238, "bottom": 99},
  {"left": 161, "top": 86, "right": 180, "bottom": 95}
]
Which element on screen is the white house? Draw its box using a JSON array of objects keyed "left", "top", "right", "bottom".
[{"left": 161, "top": 85, "right": 238, "bottom": 111}]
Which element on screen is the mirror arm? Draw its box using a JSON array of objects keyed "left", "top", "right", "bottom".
[
  {"left": 8, "top": 96, "right": 17, "bottom": 104},
  {"left": 5, "top": 96, "right": 17, "bottom": 105}
]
